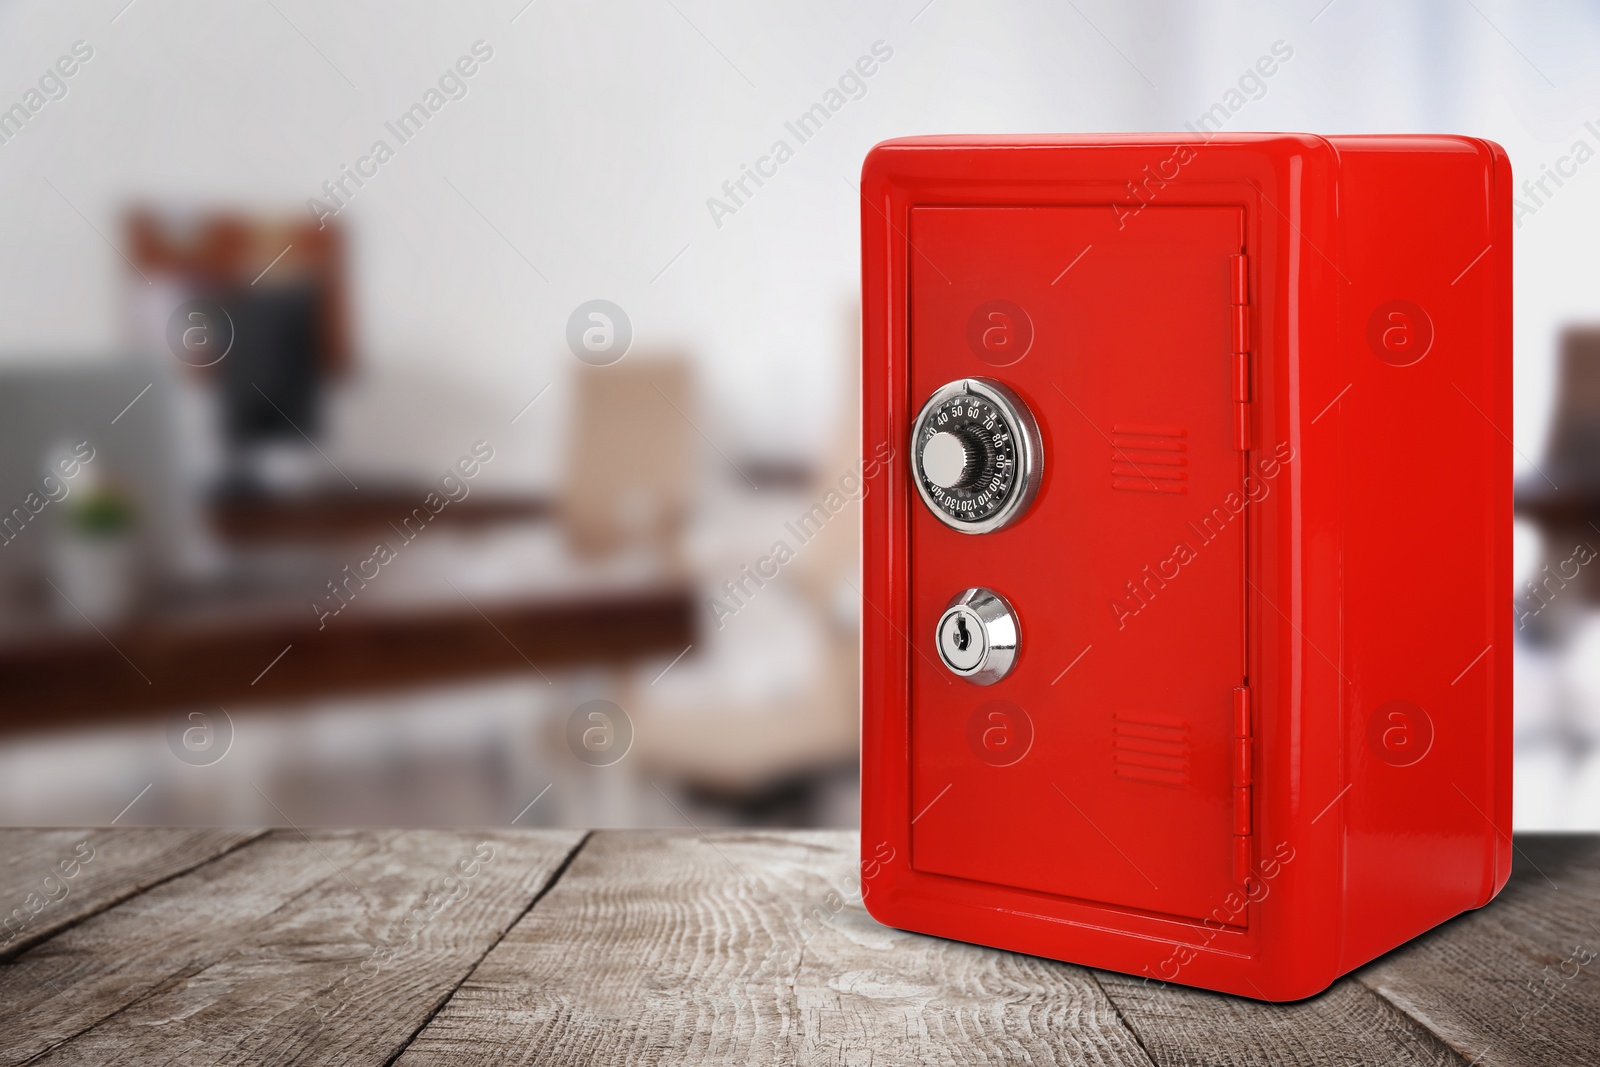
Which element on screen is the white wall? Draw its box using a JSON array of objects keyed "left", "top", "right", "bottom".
[{"left": 0, "top": 0, "right": 1594, "bottom": 487}]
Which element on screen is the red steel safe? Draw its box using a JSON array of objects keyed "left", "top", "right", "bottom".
[{"left": 858, "top": 134, "right": 1512, "bottom": 1001}]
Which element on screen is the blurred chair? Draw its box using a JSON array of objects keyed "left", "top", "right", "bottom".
[
  {"left": 1515, "top": 325, "right": 1600, "bottom": 641},
  {"left": 629, "top": 315, "right": 864, "bottom": 824},
  {"left": 561, "top": 357, "right": 695, "bottom": 567}
]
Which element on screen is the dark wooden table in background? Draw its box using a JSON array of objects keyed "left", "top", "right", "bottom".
[
  {"left": 0, "top": 493, "right": 695, "bottom": 734},
  {"left": 2, "top": 830, "right": 1594, "bottom": 1065},
  {"left": 0, "top": 585, "right": 694, "bottom": 728}
]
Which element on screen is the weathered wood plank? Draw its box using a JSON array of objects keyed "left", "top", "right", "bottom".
[
  {"left": 1355, "top": 834, "right": 1600, "bottom": 1067},
  {"left": 1094, "top": 972, "right": 1464, "bottom": 1066},
  {"left": 4, "top": 828, "right": 584, "bottom": 1066},
  {"left": 0, "top": 828, "right": 265, "bottom": 961},
  {"left": 396, "top": 829, "right": 1157, "bottom": 1067},
  {"left": 4, "top": 828, "right": 1593, "bottom": 1067},
  {"left": 1, "top": 829, "right": 361, "bottom": 1065}
]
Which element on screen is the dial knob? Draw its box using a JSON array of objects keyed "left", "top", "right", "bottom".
[
  {"left": 922, "top": 431, "right": 975, "bottom": 489},
  {"left": 911, "top": 378, "right": 1042, "bottom": 534}
]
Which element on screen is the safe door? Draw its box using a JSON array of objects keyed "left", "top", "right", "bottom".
[{"left": 905, "top": 205, "right": 1249, "bottom": 924}]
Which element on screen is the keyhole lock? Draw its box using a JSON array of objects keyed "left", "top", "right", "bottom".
[{"left": 936, "top": 587, "right": 1020, "bottom": 685}]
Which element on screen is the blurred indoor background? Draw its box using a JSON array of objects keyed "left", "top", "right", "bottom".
[{"left": 0, "top": 0, "right": 1594, "bottom": 830}]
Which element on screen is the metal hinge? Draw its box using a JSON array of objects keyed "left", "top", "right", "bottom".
[
  {"left": 1230, "top": 254, "right": 1251, "bottom": 451},
  {"left": 1232, "top": 684, "right": 1252, "bottom": 883}
]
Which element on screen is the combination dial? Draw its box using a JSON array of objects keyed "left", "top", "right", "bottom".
[{"left": 911, "top": 378, "right": 1042, "bottom": 534}]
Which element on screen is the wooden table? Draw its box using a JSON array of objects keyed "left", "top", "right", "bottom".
[
  {"left": 0, "top": 482, "right": 694, "bottom": 733},
  {"left": 2, "top": 830, "right": 1594, "bottom": 1065},
  {"left": 0, "top": 585, "right": 695, "bottom": 730}
]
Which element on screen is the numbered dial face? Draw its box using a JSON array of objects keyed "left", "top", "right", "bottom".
[
  {"left": 920, "top": 395, "right": 1017, "bottom": 522},
  {"left": 911, "top": 379, "right": 1042, "bottom": 534}
]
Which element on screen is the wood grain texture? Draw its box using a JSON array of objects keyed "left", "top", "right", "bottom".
[
  {"left": 395, "top": 830, "right": 1157, "bottom": 1067},
  {"left": 1094, "top": 972, "right": 1465, "bottom": 1066},
  {"left": 0, "top": 828, "right": 264, "bottom": 961},
  {"left": 2, "top": 828, "right": 583, "bottom": 1067},
  {"left": 3, "top": 829, "right": 1593, "bottom": 1067},
  {"left": 1355, "top": 833, "right": 1600, "bottom": 1067}
]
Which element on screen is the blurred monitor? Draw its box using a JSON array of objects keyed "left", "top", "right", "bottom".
[
  {"left": 0, "top": 364, "right": 187, "bottom": 606},
  {"left": 211, "top": 281, "right": 329, "bottom": 498}
]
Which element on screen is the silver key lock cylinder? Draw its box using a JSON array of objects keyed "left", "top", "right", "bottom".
[{"left": 935, "top": 588, "right": 1020, "bottom": 685}]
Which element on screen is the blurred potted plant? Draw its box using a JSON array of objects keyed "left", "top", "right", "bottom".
[{"left": 52, "top": 479, "right": 138, "bottom": 625}]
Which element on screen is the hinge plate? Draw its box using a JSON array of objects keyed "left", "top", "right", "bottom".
[
  {"left": 1230, "top": 254, "right": 1251, "bottom": 452},
  {"left": 1232, "top": 684, "right": 1252, "bottom": 882}
]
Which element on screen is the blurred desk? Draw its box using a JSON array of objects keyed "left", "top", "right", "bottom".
[
  {"left": 0, "top": 513, "right": 695, "bottom": 734},
  {"left": 1514, "top": 480, "right": 1600, "bottom": 528},
  {"left": 208, "top": 487, "right": 555, "bottom": 546},
  {"left": 0, "top": 830, "right": 1590, "bottom": 1065}
]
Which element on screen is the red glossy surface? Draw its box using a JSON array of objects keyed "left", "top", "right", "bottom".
[{"left": 859, "top": 134, "right": 1512, "bottom": 1001}]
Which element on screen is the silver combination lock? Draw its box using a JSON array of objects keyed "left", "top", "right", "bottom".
[
  {"left": 936, "top": 588, "right": 1020, "bottom": 685},
  {"left": 910, "top": 377, "right": 1042, "bottom": 534}
]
